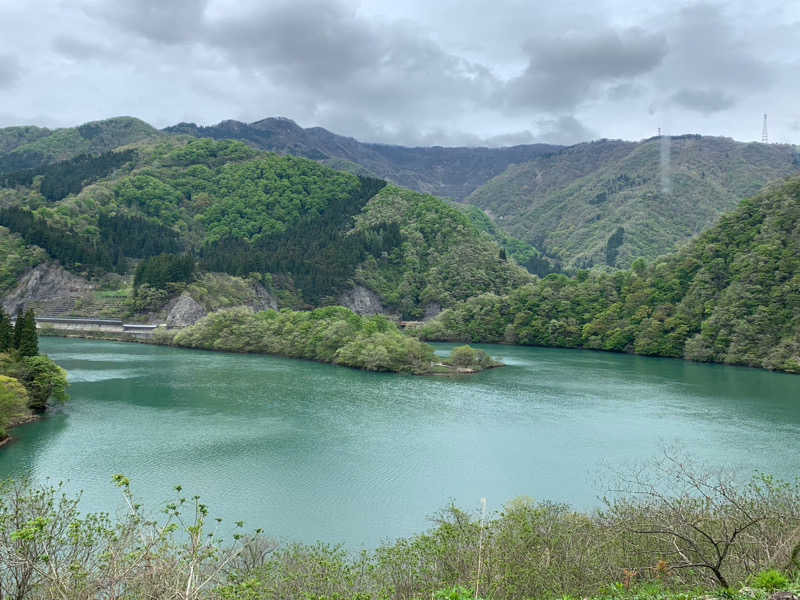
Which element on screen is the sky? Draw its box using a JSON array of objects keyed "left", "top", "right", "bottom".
[{"left": 0, "top": 0, "right": 798, "bottom": 147}]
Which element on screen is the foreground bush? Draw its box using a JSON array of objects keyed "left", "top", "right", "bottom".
[{"left": 1, "top": 458, "right": 799, "bottom": 599}]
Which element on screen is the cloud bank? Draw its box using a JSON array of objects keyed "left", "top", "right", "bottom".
[{"left": 0, "top": 0, "right": 797, "bottom": 145}]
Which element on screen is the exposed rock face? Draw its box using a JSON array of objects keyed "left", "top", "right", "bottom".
[
  {"left": 338, "top": 285, "right": 386, "bottom": 316},
  {"left": 166, "top": 293, "right": 207, "bottom": 328},
  {"left": 251, "top": 283, "right": 278, "bottom": 311},
  {"left": 2, "top": 263, "right": 94, "bottom": 315}
]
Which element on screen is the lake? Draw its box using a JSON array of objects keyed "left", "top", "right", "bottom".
[{"left": 1, "top": 337, "right": 798, "bottom": 548}]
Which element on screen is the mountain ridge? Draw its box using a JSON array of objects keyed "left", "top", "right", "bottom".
[
  {"left": 0, "top": 117, "right": 160, "bottom": 174},
  {"left": 467, "top": 135, "right": 800, "bottom": 268},
  {"left": 164, "top": 117, "right": 560, "bottom": 200}
]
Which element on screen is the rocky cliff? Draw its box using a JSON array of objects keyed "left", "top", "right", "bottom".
[{"left": 2, "top": 263, "right": 95, "bottom": 315}]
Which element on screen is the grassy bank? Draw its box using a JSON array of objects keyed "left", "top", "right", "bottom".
[{"left": 1, "top": 458, "right": 798, "bottom": 599}]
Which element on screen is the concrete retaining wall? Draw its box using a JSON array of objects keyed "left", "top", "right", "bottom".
[{"left": 36, "top": 317, "right": 161, "bottom": 338}]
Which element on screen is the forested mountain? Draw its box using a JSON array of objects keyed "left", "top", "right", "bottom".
[
  {"left": 0, "top": 117, "right": 159, "bottom": 174},
  {"left": 420, "top": 176, "right": 800, "bottom": 373},
  {"left": 0, "top": 137, "right": 530, "bottom": 318},
  {"left": 467, "top": 136, "right": 800, "bottom": 269},
  {"left": 164, "top": 117, "right": 559, "bottom": 201}
]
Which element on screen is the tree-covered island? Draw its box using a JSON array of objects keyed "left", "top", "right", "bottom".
[{"left": 159, "top": 305, "right": 501, "bottom": 376}]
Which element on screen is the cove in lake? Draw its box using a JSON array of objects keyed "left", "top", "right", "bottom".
[{"left": 1, "top": 337, "right": 798, "bottom": 549}]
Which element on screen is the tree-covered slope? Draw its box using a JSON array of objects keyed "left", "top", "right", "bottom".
[
  {"left": 468, "top": 136, "right": 800, "bottom": 269},
  {"left": 350, "top": 186, "right": 532, "bottom": 317},
  {"left": 0, "top": 117, "right": 160, "bottom": 174},
  {"left": 165, "top": 117, "right": 560, "bottom": 200},
  {"left": 0, "top": 137, "right": 530, "bottom": 317},
  {"left": 459, "top": 203, "right": 562, "bottom": 276},
  {"left": 420, "top": 176, "right": 800, "bottom": 373}
]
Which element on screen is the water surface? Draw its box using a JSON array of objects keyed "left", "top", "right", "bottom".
[{"left": 1, "top": 338, "right": 798, "bottom": 548}]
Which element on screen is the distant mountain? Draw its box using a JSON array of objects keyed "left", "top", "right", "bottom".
[
  {"left": 467, "top": 135, "right": 800, "bottom": 269},
  {"left": 164, "top": 117, "right": 560, "bottom": 201},
  {"left": 0, "top": 117, "right": 160, "bottom": 174}
]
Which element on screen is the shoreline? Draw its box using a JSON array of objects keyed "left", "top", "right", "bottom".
[
  {"left": 1, "top": 413, "right": 41, "bottom": 448},
  {"left": 41, "top": 327, "right": 795, "bottom": 378}
]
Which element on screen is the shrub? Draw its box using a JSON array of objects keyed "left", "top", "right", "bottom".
[
  {"left": 434, "top": 585, "right": 478, "bottom": 600},
  {"left": 0, "top": 374, "right": 29, "bottom": 438},
  {"left": 751, "top": 569, "right": 789, "bottom": 592}
]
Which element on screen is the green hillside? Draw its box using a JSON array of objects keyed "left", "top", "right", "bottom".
[
  {"left": 420, "top": 176, "right": 800, "bottom": 373},
  {"left": 0, "top": 117, "right": 160, "bottom": 174},
  {"left": 0, "top": 137, "right": 530, "bottom": 317},
  {"left": 468, "top": 135, "right": 800, "bottom": 268},
  {"left": 459, "top": 203, "right": 562, "bottom": 276},
  {"left": 350, "top": 186, "right": 532, "bottom": 316}
]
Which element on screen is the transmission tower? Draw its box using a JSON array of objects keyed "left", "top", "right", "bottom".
[{"left": 761, "top": 113, "right": 768, "bottom": 143}]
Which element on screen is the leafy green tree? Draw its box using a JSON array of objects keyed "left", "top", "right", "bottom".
[
  {"left": 17, "top": 308, "right": 38, "bottom": 357},
  {"left": 17, "top": 355, "right": 68, "bottom": 412},
  {"left": 0, "top": 309, "right": 11, "bottom": 351},
  {"left": 0, "top": 375, "right": 29, "bottom": 438},
  {"left": 11, "top": 307, "right": 23, "bottom": 349},
  {"left": 449, "top": 345, "right": 479, "bottom": 368}
]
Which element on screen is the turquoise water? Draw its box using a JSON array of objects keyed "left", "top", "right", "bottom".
[{"left": 1, "top": 337, "right": 798, "bottom": 548}]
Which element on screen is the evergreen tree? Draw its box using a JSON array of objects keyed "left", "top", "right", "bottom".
[
  {"left": 0, "top": 310, "right": 11, "bottom": 351},
  {"left": 12, "top": 308, "right": 23, "bottom": 349},
  {"left": 18, "top": 309, "right": 39, "bottom": 357}
]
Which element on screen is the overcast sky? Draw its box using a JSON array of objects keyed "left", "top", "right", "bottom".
[{"left": 0, "top": 0, "right": 798, "bottom": 146}]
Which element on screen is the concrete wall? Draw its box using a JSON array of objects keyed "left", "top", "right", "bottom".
[{"left": 36, "top": 317, "right": 159, "bottom": 339}]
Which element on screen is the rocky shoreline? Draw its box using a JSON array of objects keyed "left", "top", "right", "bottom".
[{"left": 0, "top": 413, "right": 41, "bottom": 448}]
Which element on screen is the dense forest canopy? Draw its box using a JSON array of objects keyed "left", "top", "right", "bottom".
[
  {"left": 467, "top": 136, "right": 800, "bottom": 268},
  {"left": 0, "top": 117, "right": 158, "bottom": 174},
  {"left": 420, "top": 176, "right": 800, "bottom": 373},
  {"left": 0, "top": 136, "right": 530, "bottom": 316}
]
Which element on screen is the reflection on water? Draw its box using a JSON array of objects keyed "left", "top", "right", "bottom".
[{"left": 0, "top": 337, "right": 797, "bottom": 549}]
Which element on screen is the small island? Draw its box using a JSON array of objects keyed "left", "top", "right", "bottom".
[
  {"left": 432, "top": 344, "right": 503, "bottom": 375},
  {"left": 154, "top": 305, "right": 503, "bottom": 376}
]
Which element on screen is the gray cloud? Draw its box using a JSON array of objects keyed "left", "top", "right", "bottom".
[
  {"left": 209, "top": 1, "right": 499, "bottom": 129},
  {"left": 1, "top": 0, "right": 799, "bottom": 146},
  {"left": 483, "top": 130, "right": 537, "bottom": 147},
  {"left": 670, "top": 88, "right": 736, "bottom": 114},
  {"left": 51, "top": 35, "right": 121, "bottom": 62},
  {"left": 505, "top": 28, "right": 667, "bottom": 111},
  {"left": 86, "top": 0, "right": 209, "bottom": 44},
  {"left": 536, "top": 115, "right": 596, "bottom": 145},
  {"left": 0, "top": 54, "right": 21, "bottom": 89},
  {"left": 658, "top": 3, "right": 776, "bottom": 93},
  {"left": 607, "top": 82, "right": 645, "bottom": 101},
  {"left": 83, "top": 0, "right": 498, "bottom": 140}
]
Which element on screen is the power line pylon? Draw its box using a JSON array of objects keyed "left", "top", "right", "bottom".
[{"left": 762, "top": 113, "right": 768, "bottom": 143}]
